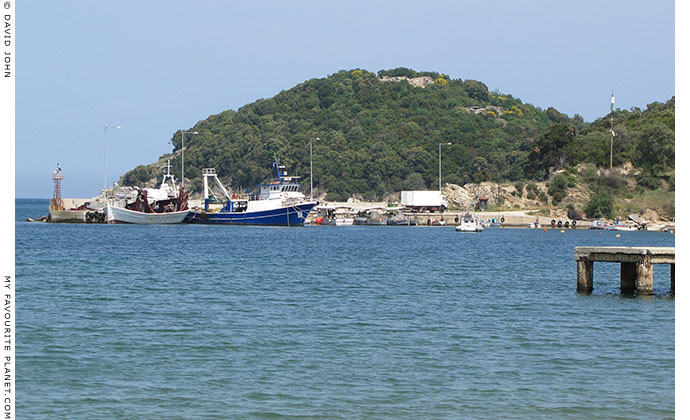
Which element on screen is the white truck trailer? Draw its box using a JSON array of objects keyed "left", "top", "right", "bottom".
[{"left": 400, "top": 191, "right": 448, "bottom": 213}]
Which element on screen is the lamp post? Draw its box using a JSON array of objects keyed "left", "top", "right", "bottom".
[
  {"left": 104, "top": 124, "right": 121, "bottom": 198},
  {"left": 310, "top": 137, "right": 319, "bottom": 202},
  {"left": 439, "top": 142, "right": 452, "bottom": 192},
  {"left": 180, "top": 130, "right": 199, "bottom": 188}
]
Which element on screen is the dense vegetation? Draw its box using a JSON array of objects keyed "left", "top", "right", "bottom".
[{"left": 120, "top": 68, "right": 675, "bottom": 206}]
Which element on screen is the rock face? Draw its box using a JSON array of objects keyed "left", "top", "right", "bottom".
[
  {"left": 443, "top": 181, "right": 552, "bottom": 211},
  {"left": 379, "top": 76, "right": 435, "bottom": 88}
]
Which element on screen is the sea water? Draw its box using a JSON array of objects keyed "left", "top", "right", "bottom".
[{"left": 15, "top": 199, "right": 675, "bottom": 419}]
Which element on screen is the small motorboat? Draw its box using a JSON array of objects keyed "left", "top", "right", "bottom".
[{"left": 456, "top": 212, "right": 484, "bottom": 232}]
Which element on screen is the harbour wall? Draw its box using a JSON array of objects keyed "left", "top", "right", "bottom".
[{"left": 403, "top": 211, "right": 588, "bottom": 228}]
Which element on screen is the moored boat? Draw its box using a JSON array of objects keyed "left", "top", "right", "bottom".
[
  {"left": 106, "top": 205, "right": 190, "bottom": 224},
  {"left": 186, "top": 159, "right": 317, "bottom": 226},
  {"left": 609, "top": 219, "right": 638, "bottom": 231},
  {"left": 589, "top": 220, "right": 610, "bottom": 230},
  {"left": 106, "top": 160, "right": 190, "bottom": 224},
  {"left": 456, "top": 211, "right": 484, "bottom": 232}
]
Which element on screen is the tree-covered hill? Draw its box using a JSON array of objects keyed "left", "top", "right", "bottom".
[{"left": 120, "top": 68, "right": 674, "bottom": 202}]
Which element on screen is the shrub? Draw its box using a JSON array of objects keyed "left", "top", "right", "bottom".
[
  {"left": 584, "top": 186, "right": 614, "bottom": 219},
  {"left": 582, "top": 164, "right": 598, "bottom": 184},
  {"left": 538, "top": 190, "right": 549, "bottom": 203},
  {"left": 599, "top": 172, "right": 627, "bottom": 190},
  {"left": 514, "top": 181, "right": 524, "bottom": 197},
  {"left": 548, "top": 173, "right": 570, "bottom": 204},
  {"left": 637, "top": 172, "right": 662, "bottom": 190}
]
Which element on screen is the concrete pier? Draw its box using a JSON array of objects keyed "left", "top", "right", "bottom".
[{"left": 574, "top": 247, "right": 675, "bottom": 295}]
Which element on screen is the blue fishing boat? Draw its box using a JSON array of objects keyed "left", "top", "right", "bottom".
[{"left": 186, "top": 159, "right": 317, "bottom": 226}]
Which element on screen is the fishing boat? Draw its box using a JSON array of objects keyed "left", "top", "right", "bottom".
[
  {"left": 106, "top": 160, "right": 190, "bottom": 224},
  {"left": 589, "top": 220, "right": 610, "bottom": 230},
  {"left": 455, "top": 211, "right": 484, "bottom": 232},
  {"left": 609, "top": 220, "right": 638, "bottom": 231},
  {"left": 186, "top": 159, "right": 317, "bottom": 226},
  {"left": 386, "top": 208, "right": 416, "bottom": 226},
  {"left": 353, "top": 208, "right": 388, "bottom": 225}
]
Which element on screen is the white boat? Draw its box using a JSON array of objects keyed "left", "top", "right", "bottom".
[
  {"left": 589, "top": 220, "right": 610, "bottom": 230},
  {"left": 335, "top": 217, "right": 355, "bottom": 226},
  {"left": 106, "top": 160, "right": 190, "bottom": 224},
  {"left": 609, "top": 220, "right": 638, "bottom": 231},
  {"left": 106, "top": 205, "right": 189, "bottom": 224},
  {"left": 455, "top": 212, "right": 484, "bottom": 232}
]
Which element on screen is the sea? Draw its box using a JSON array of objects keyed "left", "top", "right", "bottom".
[{"left": 15, "top": 198, "right": 675, "bottom": 419}]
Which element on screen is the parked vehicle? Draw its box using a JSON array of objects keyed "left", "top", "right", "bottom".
[{"left": 400, "top": 191, "right": 448, "bottom": 212}]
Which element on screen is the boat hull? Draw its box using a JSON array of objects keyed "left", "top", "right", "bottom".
[
  {"left": 106, "top": 206, "right": 190, "bottom": 224},
  {"left": 187, "top": 202, "right": 317, "bottom": 226},
  {"left": 456, "top": 225, "right": 484, "bottom": 232}
]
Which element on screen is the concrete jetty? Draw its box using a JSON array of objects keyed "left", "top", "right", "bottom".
[
  {"left": 574, "top": 246, "right": 675, "bottom": 294},
  {"left": 407, "top": 211, "right": 583, "bottom": 228}
]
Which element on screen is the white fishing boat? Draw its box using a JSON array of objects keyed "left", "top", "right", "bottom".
[
  {"left": 455, "top": 211, "right": 484, "bottom": 232},
  {"left": 609, "top": 219, "right": 638, "bottom": 231},
  {"left": 106, "top": 205, "right": 189, "bottom": 224},
  {"left": 106, "top": 160, "right": 190, "bottom": 224}
]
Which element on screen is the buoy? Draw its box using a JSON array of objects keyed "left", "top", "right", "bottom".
[
  {"left": 560, "top": 230, "right": 565, "bottom": 233},
  {"left": 616, "top": 234, "right": 621, "bottom": 237},
  {"left": 544, "top": 228, "right": 548, "bottom": 232}
]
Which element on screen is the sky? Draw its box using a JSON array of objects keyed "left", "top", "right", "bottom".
[{"left": 15, "top": 0, "right": 675, "bottom": 198}]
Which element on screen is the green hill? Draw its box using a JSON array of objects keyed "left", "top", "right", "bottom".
[{"left": 120, "top": 68, "right": 674, "bottom": 203}]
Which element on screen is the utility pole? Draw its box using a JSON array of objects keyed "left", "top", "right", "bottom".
[
  {"left": 609, "top": 92, "right": 615, "bottom": 169},
  {"left": 439, "top": 142, "right": 452, "bottom": 192}
]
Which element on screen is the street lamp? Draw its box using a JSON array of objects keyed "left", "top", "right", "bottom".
[
  {"left": 180, "top": 130, "right": 199, "bottom": 188},
  {"left": 104, "top": 124, "right": 121, "bottom": 198},
  {"left": 439, "top": 142, "right": 452, "bottom": 192},
  {"left": 310, "top": 137, "right": 319, "bottom": 201}
]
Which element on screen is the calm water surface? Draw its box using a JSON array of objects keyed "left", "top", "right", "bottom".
[{"left": 16, "top": 199, "right": 675, "bottom": 419}]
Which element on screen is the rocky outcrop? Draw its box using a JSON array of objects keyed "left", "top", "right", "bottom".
[
  {"left": 443, "top": 180, "right": 574, "bottom": 213},
  {"left": 379, "top": 76, "right": 435, "bottom": 88},
  {"left": 464, "top": 105, "right": 503, "bottom": 116}
]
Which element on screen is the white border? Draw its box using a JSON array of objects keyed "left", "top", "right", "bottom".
[{"left": 0, "top": 1, "right": 15, "bottom": 419}]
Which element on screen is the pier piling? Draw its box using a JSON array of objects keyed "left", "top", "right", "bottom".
[
  {"left": 574, "top": 247, "right": 674, "bottom": 295},
  {"left": 577, "top": 260, "right": 593, "bottom": 293},
  {"left": 620, "top": 262, "right": 636, "bottom": 294}
]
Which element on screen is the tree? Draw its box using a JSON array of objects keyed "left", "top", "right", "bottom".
[
  {"left": 404, "top": 172, "right": 426, "bottom": 190},
  {"left": 121, "top": 165, "right": 156, "bottom": 186},
  {"left": 548, "top": 173, "right": 570, "bottom": 204},
  {"left": 633, "top": 123, "right": 674, "bottom": 176},
  {"left": 525, "top": 124, "right": 576, "bottom": 178},
  {"left": 584, "top": 186, "right": 614, "bottom": 219}
]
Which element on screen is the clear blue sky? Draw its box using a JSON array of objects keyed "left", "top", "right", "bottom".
[{"left": 16, "top": 0, "right": 675, "bottom": 198}]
